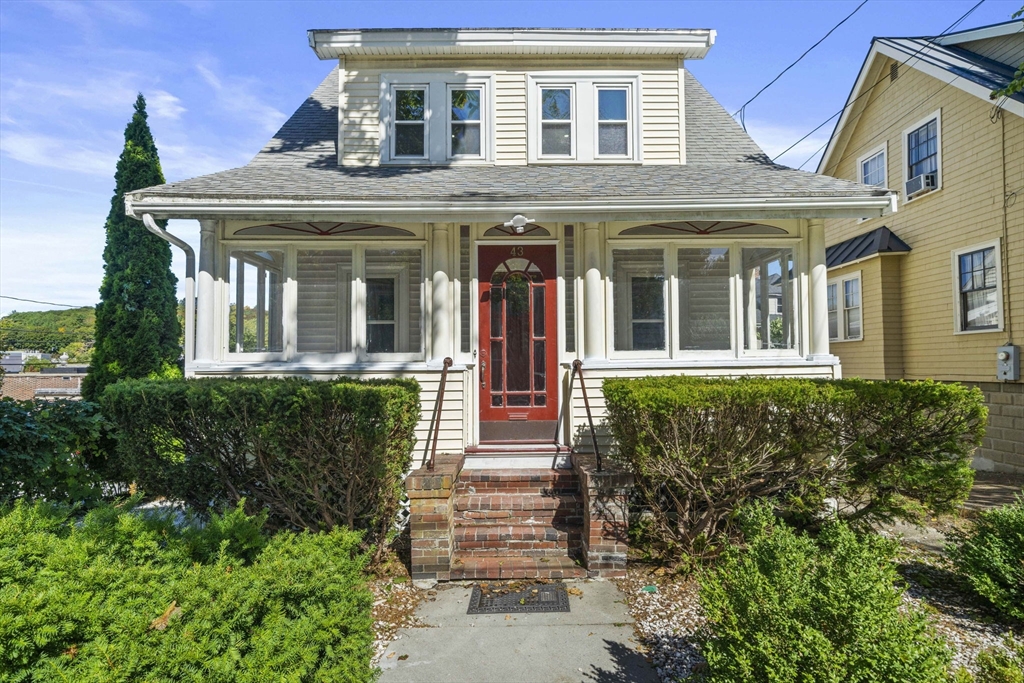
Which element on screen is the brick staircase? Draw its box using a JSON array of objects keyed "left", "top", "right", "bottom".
[{"left": 450, "top": 469, "right": 588, "bottom": 580}]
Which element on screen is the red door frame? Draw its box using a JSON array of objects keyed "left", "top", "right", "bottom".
[{"left": 478, "top": 244, "right": 559, "bottom": 425}]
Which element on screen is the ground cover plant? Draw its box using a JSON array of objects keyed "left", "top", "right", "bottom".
[
  {"left": 101, "top": 377, "right": 419, "bottom": 557},
  {"left": 948, "top": 497, "right": 1024, "bottom": 621},
  {"left": 604, "top": 376, "right": 984, "bottom": 562},
  {"left": 0, "top": 398, "right": 105, "bottom": 506},
  {"left": 698, "top": 505, "right": 953, "bottom": 683},
  {"left": 0, "top": 499, "right": 375, "bottom": 682}
]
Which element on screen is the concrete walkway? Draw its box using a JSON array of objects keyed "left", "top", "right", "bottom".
[{"left": 378, "top": 580, "right": 658, "bottom": 683}]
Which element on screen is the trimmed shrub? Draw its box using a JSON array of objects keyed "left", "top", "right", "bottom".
[
  {"left": 0, "top": 398, "right": 106, "bottom": 505},
  {"left": 974, "top": 637, "right": 1024, "bottom": 683},
  {"left": 101, "top": 377, "right": 419, "bottom": 551},
  {"left": 604, "top": 376, "right": 984, "bottom": 561},
  {"left": 948, "top": 497, "right": 1024, "bottom": 621},
  {"left": 699, "top": 508, "right": 953, "bottom": 682},
  {"left": 0, "top": 499, "right": 374, "bottom": 682}
]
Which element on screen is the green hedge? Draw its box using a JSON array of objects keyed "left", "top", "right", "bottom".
[
  {"left": 101, "top": 377, "right": 419, "bottom": 550},
  {"left": 699, "top": 506, "right": 953, "bottom": 682},
  {"left": 948, "top": 497, "right": 1024, "bottom": 621},
  {"left": 0, "top": 499, "right": 374, "bottom": 682},
  {"left": 0, "top": 398, "right": 106, "bottom": 505},
  {"left": 604, "top": 376, "right": 985, "bottom": 561}
]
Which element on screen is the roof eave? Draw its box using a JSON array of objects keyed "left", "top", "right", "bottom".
[
  {"left": 306, "top": 28, "right": 716, "bottom": 60},
  {"left": 125, "top": 193, "right": 893, "bottom": 223}
]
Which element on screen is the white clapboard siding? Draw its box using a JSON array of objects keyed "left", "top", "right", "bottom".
[
  {"left": 641, "top": 69, "right": 681, "bottom": 163},
  {"left": 565, "top": 364, "right": 839, "bottom": 454},
  {"left": 343, "top": 69, "right": 381, "bottom": 165},
  {"left": 495, "top": 72, "right": 528, "bottom": 164}
]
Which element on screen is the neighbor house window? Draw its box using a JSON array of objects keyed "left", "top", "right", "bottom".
[
  {"left": 393, "top": 87, "right": 427, "bottom": 158},
  {"left": 597, "top": 87, "right": 630, "bottom": 157},
  {"left": 540, "top": 87, "right": 573, "bottom": 157},
  {"left": 907, "top": 118, "right": 938, "bottom": 179},
  {"left": 228, "top": 250, "right": 284, "bottom": 353},
  {"left": 827, "top": 273, "right": 862, "bottom": 342},
  {"left": 613, "top": 249, "right": 666, "bottom": 351},
  {"left": 743, "top": 248, "right": 796, "bottom": 351},
  {"left": 859, "top": 146, "right": 886, "bottom": 187},
  {"left": 677, "top": 248, "right": 730, "bottom": 350},
  {"left": 449, "top": 87, "right": 482, "bottom": 158},
  {"left": 954, "top": 242, "right": 1002, "bottom": 332}
]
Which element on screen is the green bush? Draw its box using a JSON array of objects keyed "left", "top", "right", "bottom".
[
  {"left": 0, "top": 498, "right": 375, "bottom": 682},
  {"left": 975, "top": 637, "right": 1024, "bottom": 683},
  {"left": 0, "top": 398, "right": 106, "bottom": 505},
  {"left": 698, "top": 507, "right": 952, "bottom": 682},
  {"left": 948, "top": 498, "right": 1024, "bottom": 621},
  {"left": 101, "top": 377, "right": 419, "bottom": 552},
  {"left": 603, "top": 376, "right": 983, "bottom": 561}
]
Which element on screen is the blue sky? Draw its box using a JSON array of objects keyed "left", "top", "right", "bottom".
[{"left": 0, "top": 0, "right": 1018, "bottom": 316}]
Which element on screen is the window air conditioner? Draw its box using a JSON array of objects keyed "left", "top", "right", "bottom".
[{"left": 905, "top": 173, "right": 937, "bottom": 198}]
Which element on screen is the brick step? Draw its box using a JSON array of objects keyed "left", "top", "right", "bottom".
[
  {"left": 456, "top": 482, "right": 579, "bottom": 495},
  {"left": 454, "top": 524, "right": 582, "bottom": 556},
  {"left": 458, "top": 468, "right": 578, "bottom": 484},
  {"left": 455, "top": 493, "right": 581, "bottom": 512},
  {"left": 455, "top": 509, "right": 584, "bottom": 525},
  {"left": 450, "top": 554, "right": 587, "bottom": 580}
]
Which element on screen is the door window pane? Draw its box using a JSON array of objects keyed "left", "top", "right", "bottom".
[
  {"left": 541, "top": 88, "right": 572, "bottom": 156},
  {"left": 743, "top": 248, "right": 796, "bottom": 350},
  {"left": 394, "top": 89, "right": 425, "bottom": 157},
  {"left": 228, "top": 250, "right": 284, "bottom": 353},
  {"left": 450, "top": 88, "right": 481, "bottom": 156},
  {"left": 613, "top": 249, "right": 665, "bottom": 351},
  {"left": 597, "top": 88, "right": 628, "bottom": 156},
  {"left": 504, "top": 273, "right": 532, "bottom": 392},
  {"left": 678, "top": 248, "right": 730, "bottom": 351},
  {"left": 297, "top": 250, "right": 352, "bottom": 353}
]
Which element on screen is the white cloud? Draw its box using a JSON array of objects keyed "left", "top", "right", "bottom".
[
  {"left": 148, "top": 90, "right": 187, "bottom": 120},
  {"left": 158, "top": 142, "right": 250, "bottom": 179},
  {"left": 195, "top": 62, "right": 287, "bottom": 134},
  {"left": 0, "top": 132, "right": 118, "bottom": 176}
]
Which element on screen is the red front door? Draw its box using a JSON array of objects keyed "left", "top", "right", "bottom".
[{"left": 478, "top": 244, "right": 558, "bottom": 441}]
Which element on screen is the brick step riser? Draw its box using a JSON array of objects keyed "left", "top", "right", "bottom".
[
  {"left": 450, "top": 565, "right": 587, "bottom": 580},
  {"left": 456, "top": 537, "right": 580, "bottom": 550},
  {"left": 454, "top": 526, "right": 580, "bottom": 544},
  {"left": 456, "top": 484, "right": 579, "bottom": 495},
  {"left": 455, "top": 495, "right": 581, "bottom": 513},
  {"left": 455, "top": 510, "right": 583, "bottom": 525},
  {"left": 454, "top": 545, "right": 581, "bottom": 558}
]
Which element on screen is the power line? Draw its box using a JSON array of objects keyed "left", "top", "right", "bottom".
[
  {"left": 0, "top": 296, "right": 85, "bottom": 309},
  {"left": 733, "top": 0, "right": 869, "bottom": 129},
  {"left": 771, "top": 0, "right": 987, "bottom": 164}
]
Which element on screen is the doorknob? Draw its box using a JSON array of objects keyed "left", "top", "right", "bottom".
[{"left": 480, "top": 361, "right": 486, "bottom": 389}]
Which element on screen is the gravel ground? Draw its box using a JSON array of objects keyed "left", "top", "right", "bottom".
[
  {"left": 618, "top": 538, "right": 1022, "bottom": 682},
  {"left": 370, "top": 578, "right": 424, "bottom": 665}
]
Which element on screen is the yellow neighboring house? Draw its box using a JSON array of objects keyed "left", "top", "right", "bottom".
[{"left": 819, "top": 20, "right": 1024, "bottom": 473}]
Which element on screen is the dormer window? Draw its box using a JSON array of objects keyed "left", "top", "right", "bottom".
[
  {"left": 393, "top": 87, "right": 427, "bottom": 158},
  {"left": 382, "top": 75, "right": 492, "bottom": 164},
  {"left": 529, "top": 75, "right": 641, "bottom": 163}
]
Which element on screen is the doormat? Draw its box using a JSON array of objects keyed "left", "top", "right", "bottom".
[{"left": 466, "top": 582, "right": 570, "bottom": 614}]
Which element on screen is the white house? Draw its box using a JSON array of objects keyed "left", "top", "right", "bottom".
[{"left": 126, "top": 28, "right": 895, "bottom": 467}]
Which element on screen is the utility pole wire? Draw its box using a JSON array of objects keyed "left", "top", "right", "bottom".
[
  {"left": 0, "top": 296, "right": 82, "bottom": 309},
  {"left": 732, "top": 0, "right": 869, "bottom": 127}
]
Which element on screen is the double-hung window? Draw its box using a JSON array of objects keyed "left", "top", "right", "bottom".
[
  {"left": 597, "top": 87, "right": 630, "bottom": 157},
  {"left": 827, "top": 273, "right": 862, "bottom": 342},
  {"left": 540, "top": 87, "right": 574, "bottom": 157},
  {"left": 392, "top": 87, "right": 427, "bottom": 159},
  {"left": 612, "top": 249, "right": 665, "bottom": 352},
  {"left": 449, "top": 87, "right": 482, "bottom": 158},
  {"left": 953, "top": 241, "right": 1002, "bottom": 333},
  {"left": 903, "top": 110, "right": 941, "bottom": 195}
]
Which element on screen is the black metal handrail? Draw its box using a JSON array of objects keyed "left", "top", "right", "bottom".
[
  {"left": 427, "top": 357, "right": 454, "bottom": 471},
  {"left": 572, "top": 359, "right": 602, "bottom": 472}
]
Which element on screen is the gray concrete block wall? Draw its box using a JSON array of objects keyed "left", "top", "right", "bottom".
[{"left": 965, "top": 381, "right": 1024, "bottom": 474}]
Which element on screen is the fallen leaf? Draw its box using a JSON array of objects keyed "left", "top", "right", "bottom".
[
  {"left": 398, "top": 654, "right": 409, "bottom": 661},
  {"left": 150, "top": 601, "right": 182, "bottom": 631},
  {"left": 505, "top": 614, "right": 511, "bottom": 620},
  {"left": 387, "top": 652, "right": 396, "bottom": 659},
  {"left": 567, "top": 587, "right": 583, "bottom": 596}
]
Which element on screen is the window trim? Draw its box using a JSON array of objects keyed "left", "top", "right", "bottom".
[
  {"left": 594, "top": 84, "right": 633, "bottom": 159},
  {"left": 389, "top": 84, "right": 430, "bottom": 161},
  {"left": 446, "top": 84, "right": 486, "bottom": 161},
  {"left": 827, "top": 271, "right": 862, "bottom": 342},
  {"left": 527, "top": 72, "right": 643, "bottom": 164},
  {"left": 951, "top": 239, "right": 1004, "bottom": 335},
  {"left": 379, "top": 73, "right": 495, "bottom": 165},
  {"left": 901, "top": 109, "right": 943, "bottom": 201}
]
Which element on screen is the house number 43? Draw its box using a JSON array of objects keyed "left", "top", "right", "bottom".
[{"left": 510, "top": 246, "right": 524, "bottom": 256}]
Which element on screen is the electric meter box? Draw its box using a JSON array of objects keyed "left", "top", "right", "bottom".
[{"left": 997, "top": 345, "right": 1020, "bottom": 382}]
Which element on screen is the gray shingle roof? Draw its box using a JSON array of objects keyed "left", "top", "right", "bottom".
[
  {"left": 129, "top": 68, "right": 888, "bottom": 204},
  {"left": 826, "top": 226, "right": 911, "bottom": 268}
]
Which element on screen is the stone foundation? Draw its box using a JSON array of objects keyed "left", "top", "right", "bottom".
[
  {"left": 572, "top": 453, "right": 632, "bottom": 579},
  {"left": 963, "top": 381, "right": 1024, "bottom": 474}
]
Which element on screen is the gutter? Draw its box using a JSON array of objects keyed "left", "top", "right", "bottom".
[{"left": 140, "top": 213, "right": 195, "bottom": 371}]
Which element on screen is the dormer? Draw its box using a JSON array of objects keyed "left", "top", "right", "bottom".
[{"left": 306, "top": 28, "right": 716, "bottom": 167}]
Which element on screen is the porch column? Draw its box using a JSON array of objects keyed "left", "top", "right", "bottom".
[
  {"left": 583, "top": 222, "right": 604, "bottom": 360},
  {"left": 431, "top": 223, "right": 452, "bottom": 362},
  {"left": 196, "top": 219, "right": 217, "bottom": 363},
  {"left": 808, "top": 218, "right": 830, "bottom": 358}
]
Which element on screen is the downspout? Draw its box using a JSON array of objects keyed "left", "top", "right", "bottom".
[{"left": 140, "top": 213, "right": 196, "bottom": 372}]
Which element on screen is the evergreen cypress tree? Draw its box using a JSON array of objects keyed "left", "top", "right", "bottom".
[{"left": 83, "top": 94, "right": 181, "bottom": 402}]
